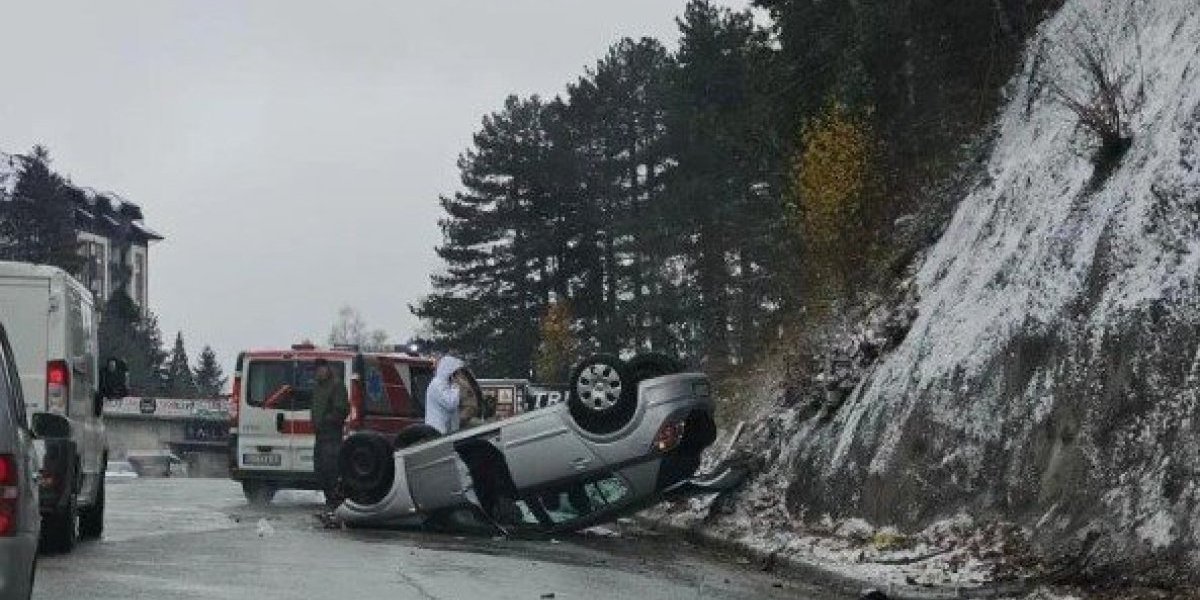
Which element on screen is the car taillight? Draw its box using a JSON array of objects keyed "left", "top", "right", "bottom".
[
  {"left": 229, "top": 374, "right": 242, "bottom": 426},
  {"left": 653, "top": 421, "right": 686, "bottom": 453},
  {"left": 0, "top": 454, "right": 17, "bottom": 537},
  {"left": 47, "top": 360, "right": 70, "bottom": 413}
]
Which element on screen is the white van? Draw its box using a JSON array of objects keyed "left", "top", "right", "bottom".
[{"left": 0, "top": 261, "right": 115, "bottom": 552}]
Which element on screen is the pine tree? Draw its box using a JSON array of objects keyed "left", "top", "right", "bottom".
[
  {"left": 565, "top": 38, "right": 674, "bottom": 355},
  {"left": 99, "top": 291, "right": 167, "bottom": 396},
  {"left": 192, "top": 346, "right": 227, "bottom": 398},
  {"left": 662, "top": 1, "right": 778, "bottom": 367},
  {"left": 413, "top": 95, "right": 575, "bottom": 377},
  {"left": 165, "top": 332, "right": 197, "bottom": 398},
  {"left": 0, "top": 146, "right": 84, "bottom": 272}
]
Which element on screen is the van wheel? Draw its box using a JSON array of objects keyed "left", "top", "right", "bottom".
[
  {"left": 79, "top": 475, "right": 106, "bottom": 540},
  {"left": 41, "top": 489, "right": 79, "bottom": 554},
  {"left": 568, "top": 355, "right": 636, "bottom": 435},
  {"left": 242, "top": 481, "right": 277, "bottom": 506}
]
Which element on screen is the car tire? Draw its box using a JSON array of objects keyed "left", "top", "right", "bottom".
[
  {"left": 41, "top": 479, "right": 79, "bottom": 554},
  {"left": 627, "top": 352, "right": 684, "bottom": 385},
  {"left": 339, "top": 432, "right": 395, "bottom": 505},
  {"left": 79, "top": 473, "right": 105, "bottom": 540},
  {"left": 568, "top": 354, "right": 636, "bottom": 435},
  {"left": 393, "top": 424, "right": 441, "bottom": 450},
  {"left": 241, "top": 481, "right": 277, "bottom": 506}
]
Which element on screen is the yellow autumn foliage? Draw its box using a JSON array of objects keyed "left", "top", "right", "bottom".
[
  {"left": 789, "top": 103, "right": 876, "bottom": 300},
  {"left": 535, "top": 300, "right": 578, "bottom": 383}
]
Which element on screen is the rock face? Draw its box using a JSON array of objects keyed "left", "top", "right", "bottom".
[{"left": 728, "top": 0, "right": 1200, "bottom": 583}]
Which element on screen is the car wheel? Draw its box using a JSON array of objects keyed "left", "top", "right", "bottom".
[
  {"left": 627, "top": 352, "right": 684, "bottom": 385},
  {"left": 241, "top": 481, "right": 277, "bottom": 506},
  {"left": 40, "top": 482, "right": 79, "bottom": 554},
  {"left": 568, "top": 354, "right": 636, "bottom": 434},
  {"left": 393, "top": 424, "right": 441, "bottom": 450},
  {"left": 79, "top": 473, "right": 105, "bottom": 540},
  {"left": 339, "top": 432, "right": 395, "bottom": 505}
]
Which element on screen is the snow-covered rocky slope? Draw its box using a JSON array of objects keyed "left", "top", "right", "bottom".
[{"left": 685, "top": 0, "right": 1200, "bottom": 587}]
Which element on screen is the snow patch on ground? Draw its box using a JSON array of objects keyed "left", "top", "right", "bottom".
[{"left": 647, "top": 498, "right": 1028, "bottom": 591}]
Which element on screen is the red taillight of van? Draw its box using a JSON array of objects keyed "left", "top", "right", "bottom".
[
  {"left": 230, "top": 353, "right": 244, "bottom": 429},
  {"left": 46, "top": 360, "right": 70, "bottom": 412},
  {"left": 229, "top": 375, "right": 242, "bottom": 426},
  {"left": 0, "top": 454, "right": 17, "bottom": 536}
]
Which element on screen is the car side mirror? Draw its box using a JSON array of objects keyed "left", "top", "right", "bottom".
[
  {"left": 99, "top": 357, "right": 130, "bottom": 400},
  {"left": 31, "top": 412, "right": 71, "bottom": 439}
]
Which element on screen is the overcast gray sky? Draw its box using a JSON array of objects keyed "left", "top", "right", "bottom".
[{"left": 0, "top": 0, "right": 750, "bottom": 367}]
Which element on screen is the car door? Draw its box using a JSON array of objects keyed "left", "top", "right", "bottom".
[
  {"left": 500, "top": 409, "right": 602, "bottom": 490},
  {"left": 284, "top": 359, "right": 348, "bottom": 476},
  {"left": 65, "top": 286, "right": 102, "bottom": 500},
  {"left": 238, "top": 359, "right": 295, "bottom": 472},
  {"left": 0, "top": 325, "right": 38, "bottom": 536}
]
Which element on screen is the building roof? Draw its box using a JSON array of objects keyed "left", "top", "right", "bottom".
[
  {"left": 130, "top": 221, "right": 164, "bottom": 242},
  {"left": 0, "top": 150, "right": 163, "bottom": 244},
  {"left": 72, "top": 189, "right": 163, "bottom": 244}
]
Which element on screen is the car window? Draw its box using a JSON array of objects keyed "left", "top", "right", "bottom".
[
  {"left": 246, "top": 360, "right": 345, "bottom": 411},
  {"left": 514, "top": 475, "right": 632, "bottom": 526},
  {"left": 408, "top": 365, "right": 432, "bottom": 417},
  {"left": 363, "top": 358, "right": 420, "bottom": 417},
  {"left": 0, "top": 335, "right": 13, "bottom": 431},
  {"left": 0, "top": 327, "right": 24, "bottom": 430}
]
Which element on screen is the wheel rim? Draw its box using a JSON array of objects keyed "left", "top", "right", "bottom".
[
  {"left": 576, "top": 363, "right": 623, "bottom": 412},
  {"left": 350, "top": 447, "right": 377, "bottom": 479}
]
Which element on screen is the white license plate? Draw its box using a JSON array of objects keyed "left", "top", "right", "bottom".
[{"left": 242, "top": 453, "right": 281, "bottom": 467}]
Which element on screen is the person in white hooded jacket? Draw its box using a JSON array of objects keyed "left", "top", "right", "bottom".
[{"left": 425, "top": 355, "right": 466, "bottom": 434}]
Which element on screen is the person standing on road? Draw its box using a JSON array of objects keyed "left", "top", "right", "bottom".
[
  {"left": 425, "top": 355, "right": 466, "bottom": 435},
  {"left": 310, "top": 358, "right": 348, "bottom": 508}
]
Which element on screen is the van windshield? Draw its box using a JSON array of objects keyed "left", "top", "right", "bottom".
[{"left": 246, "top": 360, "right": 346, "bottom": 411}]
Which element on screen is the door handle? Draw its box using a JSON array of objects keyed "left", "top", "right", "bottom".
[{"left": 276, "top": 413, "right": 286, "bottom": 433}]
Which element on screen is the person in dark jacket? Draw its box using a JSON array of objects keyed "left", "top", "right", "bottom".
[{"left": 310, "top": 359, "right": 348, "bottom": 508}]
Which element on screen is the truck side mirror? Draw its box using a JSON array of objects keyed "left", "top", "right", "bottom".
[
  {"left": 32, "top": 412, "right": 71, "bottom": 439},
  {"left": 99, "top": 357, "right": 130, "bottom": 401}
]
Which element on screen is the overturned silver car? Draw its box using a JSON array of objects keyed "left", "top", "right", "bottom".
[{"left": 335, "top": 354, "right": 729, "bottom": 533}]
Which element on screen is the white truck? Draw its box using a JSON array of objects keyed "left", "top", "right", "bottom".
[{"left": 0, "top": 261, "right": 127, "bottom": 553}]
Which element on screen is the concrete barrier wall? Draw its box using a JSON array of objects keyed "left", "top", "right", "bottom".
[{"left": 105, "top": 417, "right": 229, "bottom": 478}]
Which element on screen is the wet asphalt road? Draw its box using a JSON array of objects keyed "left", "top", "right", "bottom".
[{"left": 34, "top": 478, "right": 844, "bottom": 600}]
